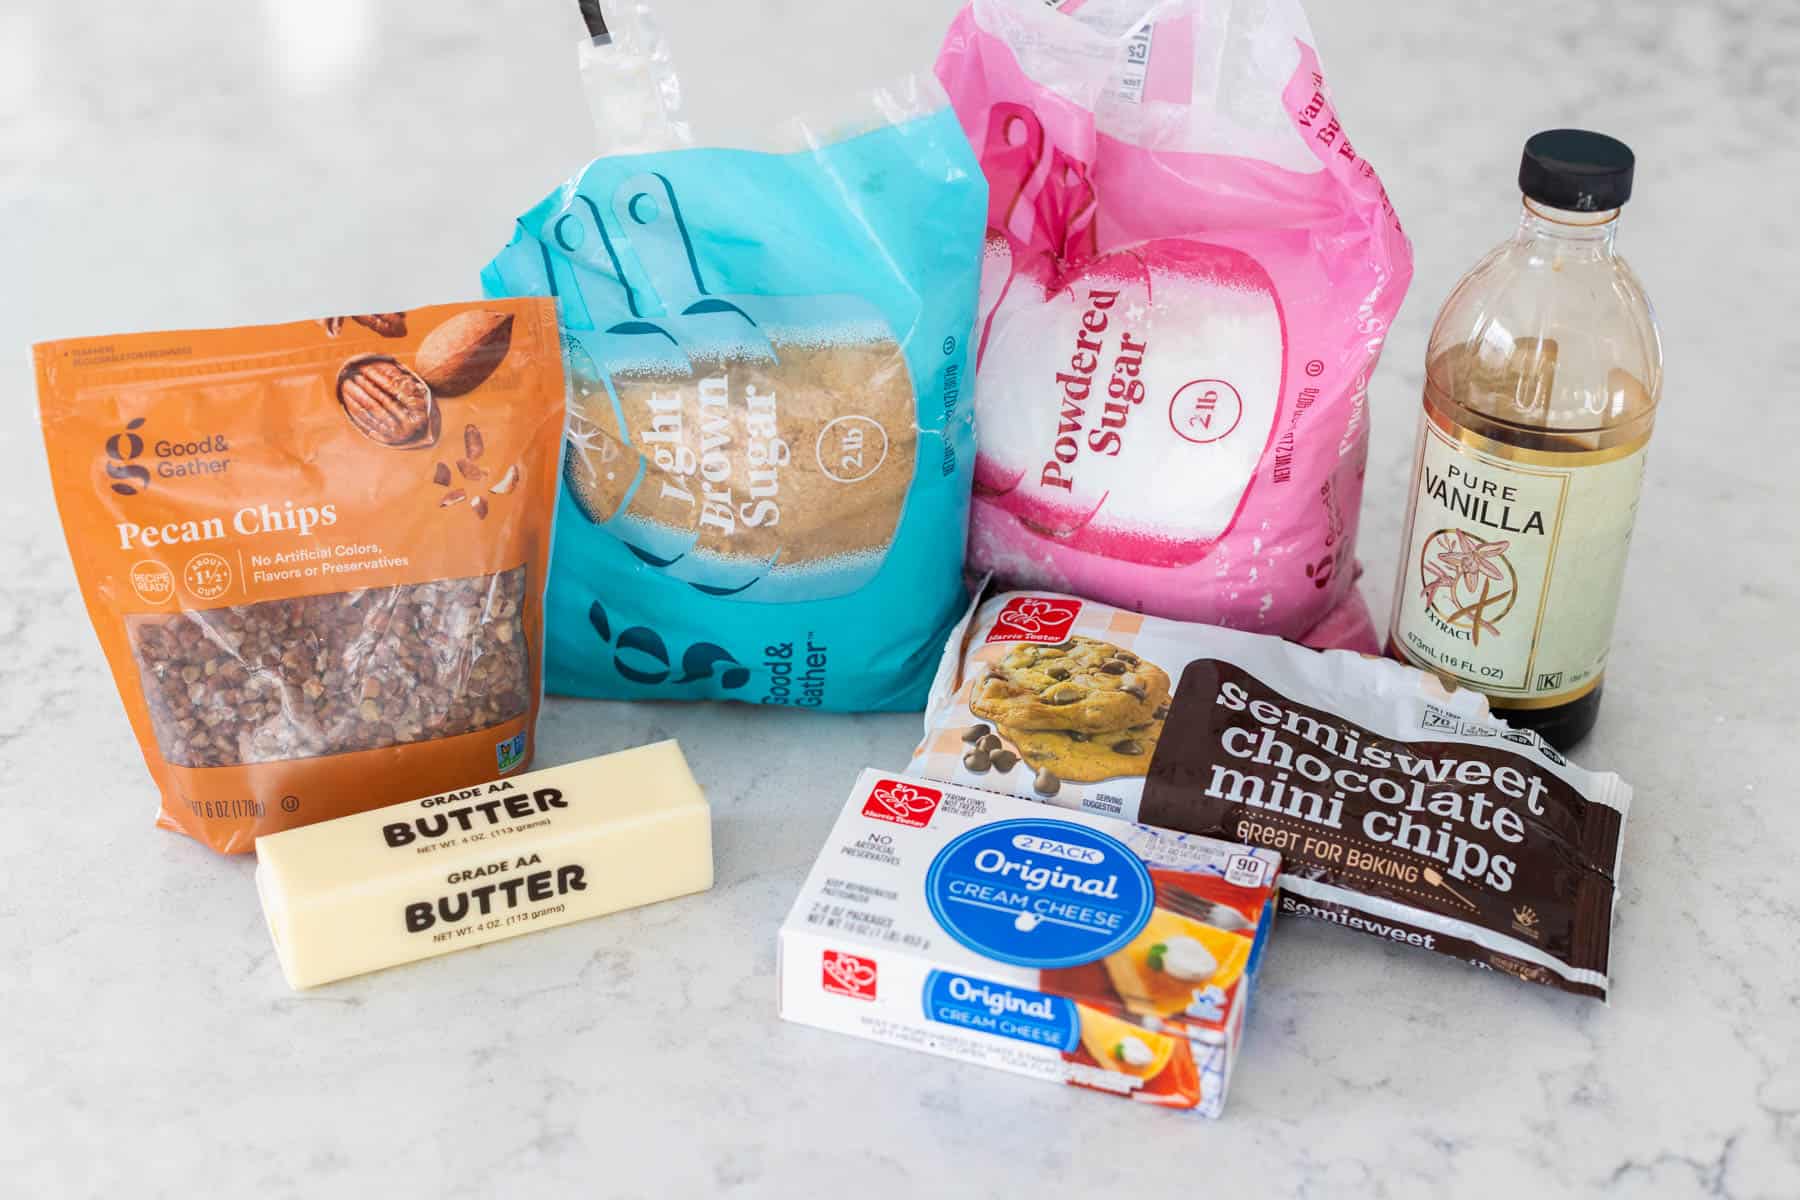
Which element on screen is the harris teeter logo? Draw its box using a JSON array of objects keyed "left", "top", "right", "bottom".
[
  {"left": 821, "top": 949, "right": 878, "bottom": 1000},
  {"left": 862, "top": 779, "right": 942, "bottom": 828},
  {"left": 986, "top": 596, "right": 1080, "bottom": 644}
]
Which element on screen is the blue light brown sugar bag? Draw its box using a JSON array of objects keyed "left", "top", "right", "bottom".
[{"left": 483, "top": 2, "right": 986, "bottom": 710}]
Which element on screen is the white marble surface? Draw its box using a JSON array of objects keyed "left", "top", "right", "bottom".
[{"left": 5, "top": 1, "right": 1797, "bottom": 1196}]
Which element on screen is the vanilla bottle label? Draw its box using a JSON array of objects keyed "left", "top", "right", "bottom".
[{"left": 1391, "top": 414, "right": 1647, "bottom": 707}]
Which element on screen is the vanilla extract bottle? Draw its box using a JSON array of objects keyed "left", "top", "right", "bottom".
[{"left": 1389, "top": 130, "right": 1661, "bottom": 750}]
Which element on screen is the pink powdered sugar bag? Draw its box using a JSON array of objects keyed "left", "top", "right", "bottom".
[{"left": 937, "top": 0, "right": 1412, "bottom": 650}]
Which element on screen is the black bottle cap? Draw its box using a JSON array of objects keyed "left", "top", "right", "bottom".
[
  {"left": 1518, "top": 129, "right": 1635, "bottom": 211},
  {"left": 578, "top": 0, "right": 611, "bottom": 42}
]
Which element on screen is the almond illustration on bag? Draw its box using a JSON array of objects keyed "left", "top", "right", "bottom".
[
  {"left": 417, "top": 310, "right": 514, "bottom": 396},
  {"left": 35, "top": 298, "right": 566, "bottom": 855}
]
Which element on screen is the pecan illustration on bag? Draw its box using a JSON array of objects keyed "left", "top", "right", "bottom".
[
  {"left": 352, "top": 312, "right": 407, "bottom": 337},
  {"left": 337, "top": 355, "right": 439, "bottom": 448}
]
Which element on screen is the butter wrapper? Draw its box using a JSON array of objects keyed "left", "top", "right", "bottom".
[{"left": 778, "top": 769, "right": 1279, "bottom": 1118}]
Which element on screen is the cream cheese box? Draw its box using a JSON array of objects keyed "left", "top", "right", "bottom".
[{"left": 778, "top": 769, "right": 1280, "bottom": 1117}]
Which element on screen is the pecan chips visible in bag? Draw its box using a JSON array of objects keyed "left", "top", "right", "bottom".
[{"left": 36, "top": 299, "right": 565, "bottom": 854}]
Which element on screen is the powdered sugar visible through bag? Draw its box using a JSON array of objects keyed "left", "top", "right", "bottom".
[{"left": 939, "top": 0, "right": 1412, "bottom": 646}]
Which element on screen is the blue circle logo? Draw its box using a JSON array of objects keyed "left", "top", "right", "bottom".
[{"left": 924, "top": 818, "right": 1154, "bottom": 969}]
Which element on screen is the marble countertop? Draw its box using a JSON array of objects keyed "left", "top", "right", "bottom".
[{"left": 5, "top": 1, "right": 1796, "bottom": 1196}]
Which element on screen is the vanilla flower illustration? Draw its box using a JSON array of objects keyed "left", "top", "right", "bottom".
[
  {"left": 1435, "top": 531, "right": 1511, "bottom": 591},
  {"left": 1420, "top": 563, "right": 1456, "bottom": 607}
]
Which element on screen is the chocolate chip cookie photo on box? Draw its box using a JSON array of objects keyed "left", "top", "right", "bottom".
[
  {"left": 969, "top": 636, "right": 1171, "bottom": 734},
  {"left": 1002, "top": 716, "right": 1166, "bottom": 784}
]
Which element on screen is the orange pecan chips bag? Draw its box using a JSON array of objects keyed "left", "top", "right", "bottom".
[{"left": 36, "top": 299, "right": 566, "bottom": 853}]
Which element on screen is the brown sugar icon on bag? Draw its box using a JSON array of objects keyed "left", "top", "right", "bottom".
[{"left": 552, "top": 172, "right": 915, "bottom": 601}]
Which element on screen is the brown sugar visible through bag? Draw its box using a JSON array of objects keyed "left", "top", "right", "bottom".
[{"left": 566, "top": 339, "right": 915, "bottom": 568}]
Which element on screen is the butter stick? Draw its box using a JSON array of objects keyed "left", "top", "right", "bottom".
[{"left": 255, "top": 740, "right": 712, "bottom": 989}]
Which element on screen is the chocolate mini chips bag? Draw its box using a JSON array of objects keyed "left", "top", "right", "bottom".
[
  {"left": 36, "top": 299, "right": 566, "bottom": 854},
  {"left": 913, "top": 590, "right": 1631, "bottom": 999}
]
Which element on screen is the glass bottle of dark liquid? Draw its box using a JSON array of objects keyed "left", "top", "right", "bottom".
[{"left": 1389, "top": 130, "right": 1661, "bottom": 750}]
